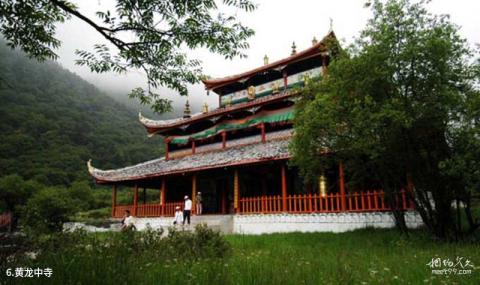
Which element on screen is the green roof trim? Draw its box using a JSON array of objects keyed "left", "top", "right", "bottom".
[{"left": 170, "top": 107, "right": 294, "bottom": 144}]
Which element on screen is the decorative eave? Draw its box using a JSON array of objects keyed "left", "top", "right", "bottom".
[
  {"left": 139, "top": 90, "right": 297, "bottom": 135},
  {"left": 87, "top": 159, "right": 95, "bottom": 174},
  {"left": 88, "top": 137, "right": 291, "bottom": 184},
  {"left": 202, "top": 31, "right": 336, "bottom": 91}
]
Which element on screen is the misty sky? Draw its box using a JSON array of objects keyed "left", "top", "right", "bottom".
[{"left": 54, "top": 0, "right": 480, "bottom": 116}]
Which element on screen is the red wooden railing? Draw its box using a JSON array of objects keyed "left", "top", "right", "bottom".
[
  {"left": 0, "top": 212, "right": 12, "bottom": 228},
  {"left": 112, "top": 202, "right": 184, "bottom": 218},
  {"left": 113, "top": 205, "right": 134, "bottom": 218},
  {"left": 239, "top": 189, "right": 414, "bottom": 214},
  {"left": 112, "top": 190, "right": 414, "bottom": 217}
]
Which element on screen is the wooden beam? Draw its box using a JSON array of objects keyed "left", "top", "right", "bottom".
[
  {"left": 111, "top": 184, "right": 117, "bottom": 217},
  {"left": 339, "top": 162, "right": 346, "bottom": 211},
  {"left": 281, "top": 164, "right": 287, "bottom": 211},
  {"left": 133, "top": 184, "right": 139, "bottom": 216}
]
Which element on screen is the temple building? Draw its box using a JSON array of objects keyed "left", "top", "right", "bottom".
[{"left": 88, "top": 31, "right": 420, "bottom": 234}]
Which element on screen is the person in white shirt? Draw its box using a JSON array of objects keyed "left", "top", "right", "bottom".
[
  {"left": 183, "top": 195, "right": 192, "bottom": 225},
  {"left": 173, "top": 206, "right": 183, "bottom": 226},
  {"left": 121, "top": 210, "right": 136, "bottom": 231}
]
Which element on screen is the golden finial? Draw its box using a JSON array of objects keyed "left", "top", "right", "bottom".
[
  {"left": 291, "top": 42, "right": 297, "bottom": 55},
  {"left": 247, "top": 86, "right": 256, "bottom": 100},
  {"left": 202, "top": 102, "right": 209, "bottom": 113},
  {"left": 183, "top": 100, "right": 191, "bottom": 118},
  {"left": 263, "top": 54, "right": 269, "bottom": 65},
  {"left": 312, "top": 37, "right": 318, "bottom": 46}
]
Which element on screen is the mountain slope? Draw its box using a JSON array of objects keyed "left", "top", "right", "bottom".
[{"left": 0, "top": 44, "right": 163, "bottom": 186}]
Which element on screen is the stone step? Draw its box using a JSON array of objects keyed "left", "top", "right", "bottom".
[{"left": 177, "top": 215, "right": 233, "bottom": 234}]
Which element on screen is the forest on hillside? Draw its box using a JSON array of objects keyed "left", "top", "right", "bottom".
[{"left": 0, "top": 43, "right": 164, "bottom": 186}]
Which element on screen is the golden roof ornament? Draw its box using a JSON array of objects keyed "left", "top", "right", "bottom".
[
  {"left": 202, "top": 102, "right": 209, "bottom": 113},
  {"left": 263, "top": 54, "right": 269, "bottom": 65},
  {"left": 271, "top": 82, "right": 280, "bottom": 94},
  {"left": 291, "top": 42, "right": 297, "bottom": 55},
  {"left": 226, "top": 96, "right": 233, "bottom": 107},
  {"left": 312, "top": 37, "right": 318, "bottom": 46},
  {"left": 183, "top": 100, "right": 191, "bottom": 118},
  {"left": 247, "top": 85, "right": 256, "bottom": 100}
]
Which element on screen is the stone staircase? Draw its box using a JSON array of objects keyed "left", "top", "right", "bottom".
[{"left": 183, "top": 214, "right": 234, "bottom": 234}]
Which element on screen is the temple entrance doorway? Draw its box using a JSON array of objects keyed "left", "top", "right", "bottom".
[{"left": 197, "top": 170, "right": 234, "bottom": 215}]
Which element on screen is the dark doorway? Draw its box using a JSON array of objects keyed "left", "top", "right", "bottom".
[{"left": 197, "top": 170, "right": 234, "bottom": 214}]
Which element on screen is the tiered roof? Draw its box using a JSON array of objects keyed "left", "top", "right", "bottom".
[
  {"left": 89, "top": 30, "right": 337, "bottom": 184},
  {"left": 138, "top": 31, "right": 336, "bottom": 136},
  {"left": 139, "top": 90, "right": 296, "bottom": 136},
  {"left": 89, "top": 133, "right": 291, "bottom": 183}
]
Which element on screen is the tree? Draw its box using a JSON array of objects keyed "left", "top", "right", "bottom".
[
  {"left": 21, "top": 187, "right": 77, "bottom": 233},
  {"left": 0, "top": 0, "right": 256, "bottom": 113},
  {"left": 290, "top": 0, "right": 479, "bottom": 240},
  {"left": 0, "top": 175, "right": 38, "bottom": 231}
]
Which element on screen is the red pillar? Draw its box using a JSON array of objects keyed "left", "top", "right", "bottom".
[
  {"left": 133, "top": 184, "right": 139, "bottom": 216},
  {"left": 111, "top": 184, "right": 117, "bottom": 217},
  {"left": 192, "top": 174, "right": 197, "bottom": 215},
  {"left": 281, "top": 164, "right": 287, "bottom": 211},
  {"left": 161, "top": 179, "right": 166, "bottom": 216},
  {"left": 222, "top": 131, "right": 227, "bottom": 149},
  {"left": 192, "top": 140, "right": 196, "bottom": 154},
  {"left": 339, "top": 162, "right": 346, "bottom": 211},
  {"left": 283, "top": 70, "right": 288, "bottom": 90}
]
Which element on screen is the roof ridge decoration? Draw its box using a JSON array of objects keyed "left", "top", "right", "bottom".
[{"left": 202, "top": 30, "right": 336, "bottom": 91}]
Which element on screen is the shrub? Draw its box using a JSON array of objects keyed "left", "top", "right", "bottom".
[{"left": 21, "top": 187, "right": 78, "bottom": 234}]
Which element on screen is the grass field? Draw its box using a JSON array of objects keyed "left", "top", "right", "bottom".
[{"left": 2, "top": 228, "right": 479, "bottom": 285}]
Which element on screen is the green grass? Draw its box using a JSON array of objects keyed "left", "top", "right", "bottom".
[{"left": 3, "top": 228, "right": 479, "bottom": 285}]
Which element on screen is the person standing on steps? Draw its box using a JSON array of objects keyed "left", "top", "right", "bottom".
[
  {"left": 196, "top": 191, "right": 203, "bottom": 215},
  {"left": 183, "top": 195, "right": 192, "bottom": 225}
]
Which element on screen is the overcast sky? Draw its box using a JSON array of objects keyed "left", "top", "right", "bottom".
[{"left": 54, "top": 0, "right": 479, "bottom": 115}]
